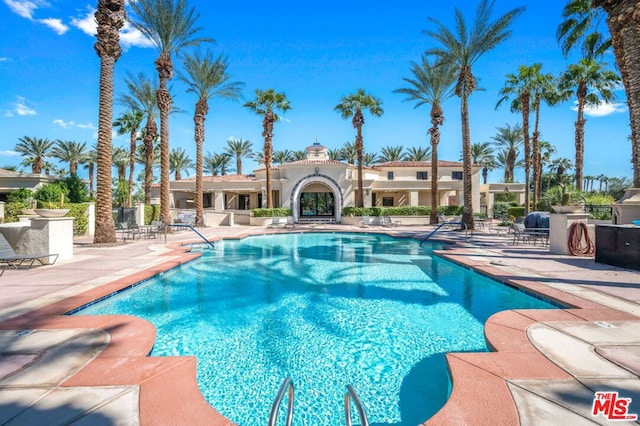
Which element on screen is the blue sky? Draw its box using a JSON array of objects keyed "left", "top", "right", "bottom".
[{"left": 0, "top": 0, "right": 631, "bottom": 184}]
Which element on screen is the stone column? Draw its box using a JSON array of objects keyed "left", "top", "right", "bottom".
[{"left": 549, "top": 213, "right": 591, "bottom": 255}]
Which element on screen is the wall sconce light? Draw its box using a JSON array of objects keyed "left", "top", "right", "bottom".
[
  {"left": 365, "top": 188, "right": 371, "bottom": 196},
  {"left": 504, "top": 186, "right": 509, "bottom": 193}
]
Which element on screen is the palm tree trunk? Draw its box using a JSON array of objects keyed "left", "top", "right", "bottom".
[
  {"left": 574, "top": 83, "right": 587, "bottom": 191},
  {"left": 144, "top": 120, "right": 156, "bottom": 205},
  {"left": 532, "top": 98, "right": 541, "bottom": 209},
  {"left": 128, "top": 127, "right": 136, "bottom": 208},
  {"left": 460, "top": 94, "right": 475, "bottom": 229},
  {"left": 194, "top": 100, "right": 206, "bottom": 227},
  {"left": 88, "top": 162, "right": 95, "bottom": 198},
  {"left": 156, "top": 52, "right": 173, "bottom": 224},
  {"left": 263, "top": 111, "right": 275, "bottom": 209},
  {"left": 353, "top": 109, "right": 365, "bottom": 208},
  {"left": 595, "top": 0, "right": 640, "bottom": 187},
  {"left": 429, "top": 103, "right": 443, "bottom": 225},
  {"left": 236, "top": 156, "right": 242, "bottom": 175},
  {"left": 521, "top": 93, "right": 531, "bottom": 214}
]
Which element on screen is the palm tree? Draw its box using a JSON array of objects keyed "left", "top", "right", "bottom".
[
  {"left": 496, "top": 149, "right": 524, "bottom": 182},
  {"left": 557, "top": 0, "right": 611, "bottom": 59},
  {"left": 471, "top": 142, "right": 496, "bottom": 185},
  {"left": 112, "top": 146, "right": 129, "bottom": 181},
  {"left": 244, "top": 89, "right": 291, "bottom": 208},
  {"left": 592, "top": 0, "right": 640, "bottom": 188},
  {"left": 128, "top": 0, "right": 211, "bottom": 224},
  {"left": 378, "top": 146, "right": 404, "bottom": 163},
  {"left": 113, "top": 110, "right": 144, "bottom": 207},
  {"left": 340, "top": 141, "right": 357, "bottom": 165},
  {"left": 550, "top": 157, "right": 574, "bottom": 187},
  {"left": 178, "top": 50, "right": 243, "bottom": 226},
  {"left": 170, "top": 147, "right": 194, "bottom": 180},
  {"left": 334, "top": 88, "right": 384, "bottom": 207},
  {"left": 84, "top": 146, "right": 97, "bottom": 198},
  {"left": 538, "top": 140, "right": 557, "bottom": 192},
  {"left": 424, "top": 0, "right": 524, "bottom": 228},
  {"left": 224, "top": 138, "right": 253, "bottom": 175},
  {"left": 119, "top": 72, "right": 159, "bottom": 205},
  {"left": 497, "top": 64, "right": 545, "bottom": 214},
  {"left": 558, "top": 58, "right": 620, "bottom": 191},
  {"left": 394, "top": 55, "right": 455, "bottom": 224},
  {"left": 15, "top": 137, "right": 55, "bottom": 174},
  {"left": 362, "top": 152, "right": 378, "bottom": 167},
  {"left": 292, "top": 150, "right": 306, "bottom": 161},
  {"left": 203, "top": 152, "right": 231, "bottom": 176},
  {"left": 328, "top": 148, "right": 342, "bottom": 161},
  {"left": 491, "top": 123, "right": 523, "bottom": 183},
  {"left": 404, "top": 146, "right": 432, "bottom": 162},
  {"left": 273, "top": 149, "right": 294, "bottom": 165},
  {"left": 94, "top": 0, "right": 125, "bottom": 243},
  {"left": 51, "top": 140, "right": 88, "bottom": 176}
]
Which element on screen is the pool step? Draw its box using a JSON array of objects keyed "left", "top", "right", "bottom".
[{"left": 268, "top": 377, "right": 369, "bottom": 426}]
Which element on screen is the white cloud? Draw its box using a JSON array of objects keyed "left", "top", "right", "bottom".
[
  {"left": 571, "top": 101, "right": 628, "bottom": 118},
  {"left": 38, "top": 17, "right": 68, "bottom": 35},
  {"left": 71, "top": 6, "right": 154, "bottom": 49},
  {"left": 53, "top": 118, "right": 74, "bottom": 128},
  {"left": 11, "top": 95, "right": 36, "bottom": 116},
  {"left": 3, "top": 0, "right": 41, "bottom": 19},
  {"left": 0, "top": 150, "right": 20, "bottom": 157},
  {"left": 0, "top": 57, "right": 8, "bottom": 62},
  {"left": 76, "top": 122, "right": 95, "bottom": 130}
]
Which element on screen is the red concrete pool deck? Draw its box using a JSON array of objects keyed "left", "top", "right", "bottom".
[{"left": 0, "top": 224, "right": 639, "bottom": 425}]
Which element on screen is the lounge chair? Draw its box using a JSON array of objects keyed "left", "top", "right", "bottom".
[
  {"left": 382, "top": 215, "right": 400, "bottom": 227},
  {"left": 268, "top": 217, "right": 283, "bottom": 228},
  {"left": 284, "top": 217, "right": 295, "bottom": 228},
  {"left": 360, "top": 216, "right": 372, "bottom": 228},
  {"left": 0, "top": 233, "right": 58, "bottom": 269}
]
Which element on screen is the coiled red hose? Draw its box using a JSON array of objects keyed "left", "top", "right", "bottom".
[{"left": 568, "top": 222, "right": 595, "bottom": 256}]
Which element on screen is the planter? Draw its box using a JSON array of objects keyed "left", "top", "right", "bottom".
[
  {"left": 551, "top": 205, "right": 583, "bottom": 214},
  {"left": 22, "top": 209, "right": 37, "bottom": 215},
  {"left": 34, "top": 208, "right": 70, "bottom": 218}
]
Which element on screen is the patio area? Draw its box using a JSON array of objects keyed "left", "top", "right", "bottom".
[{"left": 0, "top": 223, "right": 638, "bottom": 425}]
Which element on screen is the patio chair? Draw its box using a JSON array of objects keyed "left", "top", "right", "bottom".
[
  {"left": 511, "top": 223, "right": 533, "bottom": 245},
  {"left": 284, "top": 217, "right": 296, "bottom": 228},
  {"left": 360, "top": 216, "right": 372, "bottom": 228},
  {"left": 268, "top": 217, "right": 283, "bottom": 228},
  {"left": 0, "top": 233, "right": 58, "bottom": 269}
]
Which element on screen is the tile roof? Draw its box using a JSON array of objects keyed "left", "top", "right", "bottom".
[
  {"left": 0, "top": 168, "right": 23, "bottom": 177},
  {"left": 153, "top": 174, "right": 258, "bottom": 186},
  {"left": 373, "top": 160, "right": 468, "bottom": 168}
]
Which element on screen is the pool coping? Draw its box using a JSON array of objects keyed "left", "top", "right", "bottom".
[{"left": 1, "top": 229, "right": 638, "bottom": 425}]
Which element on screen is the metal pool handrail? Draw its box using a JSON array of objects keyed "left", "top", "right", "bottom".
[
  {"left": 164, "top": 223, "right": 215, "bottom": 249},
  {"left": 268, "top": 377, "right": 294, "bottom": 426},
  {"left": 344, "top": 385, "right": 369, "bottom": 426}
]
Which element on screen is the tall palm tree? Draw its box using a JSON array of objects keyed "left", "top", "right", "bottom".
[
  {"left": 292, "top": 150, "right": 306, "bottom": 161},
  {"left": 394, "top": 55, "right": 455, "bottom": 224},
  {"left": 224, "top": 138, "right": 253, "bottom": 175},
  {"left": 404, "top": 146, "right": 432, "bottom": 162},
  {"left": 51, "top": 140, "right": 88, "bottom": 176},
  {"left": 178, "top": 50, "right": 243, "bottom": 226},
  {"left": 112, "top": 146, "right": 129, "bottom": 181},
  {"left": 113, "top": 110, "right": 144, "bottom": 207},
  {"left": 491, "top": 123, "right": 523, "bottom": 183},
  {"left": 169, "top": 147, "right": 194, "bottom": 180},
  {"left": 424, "top": 0, "right": 524, "bottom": 228},
  {"left": 470, "top": 142, "right": 496, "bottom": 185},
  {"left": 94, "top": 0, "right": 125, "bottom": 244},
  {"left": 497, "top": 64, "right": 545, "bottom": 214},
  {"left": 550, "top": 157, "right": 574, "bottom": 187},
  {"left": 558, "top": 58, "right": 620, "bottom": 191},
  {"left": 557, "top": 0, "right": 611, "bottom": 59},
  {"left": 273, "top": 149, "right": 294, "bottom": 165},
  {"left": 378, "top": 146, "right": 404, "bottom": 163},
  {"left": 84, "top": 146, "right": 97, "bottom": 199},
  {"left": 119, "top": 72, "right": 159, "bottom": 205},
  {"left": 538, "top": 140, "right": 557, "bottom": 192},
  {"left": 244, "top": 89, "right": 291, "bottom": 208},
  {"left": 362, "top": 152, "right": 378, "bottom": 167},
  {"left": 592, "top": 0, "right": 640, "bottom": 188},
  {"left": 15, "top": 136, "right": 55, "bottom": 174},
  {"left": 327, "top": 148, "right": 342, "bottom": 161},
  {"left": 334, "top": 88, "right": 384, "bottom": 207},
  {"left": 340, "top": 141, "right": 357, "bottom": 165},
  {"left": 128, "top": 0, "right": 211, "bottom": 224},
  {"left": 203, "top": 152, "right": 231, "bottom": 176}
]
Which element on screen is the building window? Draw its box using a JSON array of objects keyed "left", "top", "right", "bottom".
[
  {"left": 452, "top": 171, "right": 463, "bottom": 180},
  {"left": 416, "top": 171, "right": 428, "bottom": 180},
  {"left": 387, "top": 171, "right": 394, "bottom": 180},
  {"left": 382, "top": 197, "right": 394, "bottom": 207}
]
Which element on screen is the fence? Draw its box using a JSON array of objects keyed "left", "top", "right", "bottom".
[{"left": 112, "top": 207, "right": 136, "bottom": 224}]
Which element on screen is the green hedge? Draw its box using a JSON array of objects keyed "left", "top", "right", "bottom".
[
  {"left": 66, "top": 203, "right": 89, "bottom": 236},
  {"left": 343, "top": 206, "right": 463, "bottom": 217},
  {"left": 252, "top": 208, "right": 292, "bottom": 217},
  {"left": 3, "top": 201, "right": 28, "bottom": 223},
  {"left": 144, "top": 204, "right": 160, "bottom": 225},
  {"left": 507, "top": 206, "right": 525, "bottom": 219}
]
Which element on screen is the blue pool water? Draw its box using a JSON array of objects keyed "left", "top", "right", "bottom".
[{"left": 76, "top": 233, "right": 557, "bottom": 425}]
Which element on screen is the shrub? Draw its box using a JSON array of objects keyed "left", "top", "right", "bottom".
[
  {"left": 438, "top": 205, "right": 463, "bottom": 215},
  {"left": 4, "top": 201, "right": 28, "bottom": 222},
  {"left": 34, "top": 182, "right": 68, "bottom": 207},
  {"left": 507, "top": 206, "right": 525, "bottom": 219},
  {"left": 144, "top": 204, "right": 161, "bottom": 225},
  {"left": 252, "top": 208, "right": 292, "bottom": 217},
  {"left": 7, "top": 188, "right": 33, "bottom": 203},
  {"left": 492, "top": 201, "right": 511, "bottom": 219},
  {"left": 344, "top": 206, "right": 434, "bottom": 216},
  {"left": 66, "top": 203, "right": 89, "bottom": 236},
  {"left": 64, "top": 173, "right": 89, "bottom": 203}
]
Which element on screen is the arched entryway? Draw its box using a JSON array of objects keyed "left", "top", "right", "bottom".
[{"left": 290, "top": 174, "right": 343, "bottom": 223}]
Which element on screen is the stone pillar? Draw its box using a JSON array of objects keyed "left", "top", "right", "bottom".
[
  {"left": 409, "top": 191, "right": 419, "bottom": 207},
  {"left": 549, "top": 213, "right": 590, "bottom": 255},
  {"left": 87, "top": 202, "right": 95, "bottom": 236},
  {"left": 0, "top": 217, "right": 74, "bottom": 263},
  {"left": 0, "top": 201, "right": 4, "bottom": 222},
  {"left": 135, "top": 202, "right": 145, "bottom": 225},
  {"left": 214, "top": 191, "right": 225, "bottom": 211},
  {"left": 612, "top": 188, "right": 640, "bottom": 224}
]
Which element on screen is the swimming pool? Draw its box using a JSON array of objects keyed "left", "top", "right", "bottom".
[{"left": 76, "top": 232, "right": 557, "bottom": 425}]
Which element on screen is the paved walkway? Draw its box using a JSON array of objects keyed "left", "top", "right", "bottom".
[{"left": 0, "top": 223, "right": 638, "bottom": 425}]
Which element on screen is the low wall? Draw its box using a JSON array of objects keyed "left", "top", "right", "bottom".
[
  {"left": 204, "top": 211, "right": 234, "bottom": 226},
  {"left": 0, "top": 217, "right": 74, "bottom": 263},
  {"left": 341, "top": 215, "right": 436, "bottom": 226}
]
